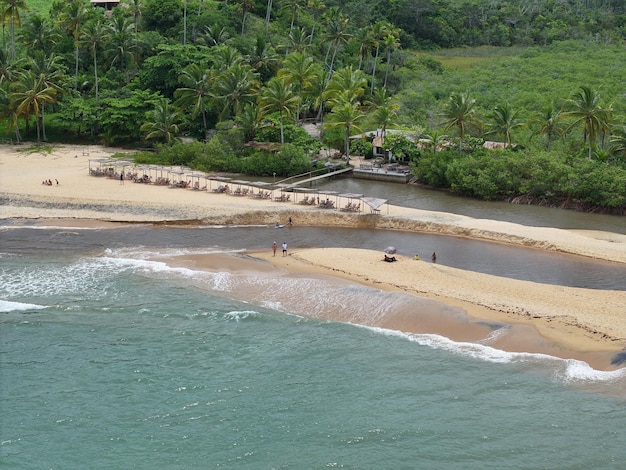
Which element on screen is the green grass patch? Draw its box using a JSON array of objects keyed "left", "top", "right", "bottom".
[
  {"left": 15, "top": 143, "right": 58, "bottom": 154},
  {"left": 430, "top": 45, "right": 525, "bottom": 70},
  {"left": 430, "top": 55, "right": 492, "bottom": 69},
  {"left": 23, "top": 0, "right": 55, "bottom": 15}
]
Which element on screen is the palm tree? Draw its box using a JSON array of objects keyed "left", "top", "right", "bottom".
[
  {"left": 182, "top": 0, "right": 187, "bottom": 43},
  {"left": 80, "top": 18, "right": 108, "bottom": 108},
  {"left": 0, "top": 47, "right": 19, "bottom": 86},
  {"left": 485, "top": 103, "right": 523, "bottom": 146},
  {"left": 563, "top": 85, "right": 611, "bottom": 159},
  {"left": 214, "top": 63, "right": 259, "bottom": 121},
  {"left": 0, "top": 82, "right": 22, "bottom": 143},
  {"left": 105, "top": 15, "right": 136, "bottom": 76},
  {"left": 321, "top": 7, "right": 350, "bottom": 79},
  {"left": 352, "top": 26, "right": 374, "bottom": 71},
  {"left": 310, "top": 65, "right": 328, "bottom": 125},
  {"left": 248, "top": 34, "right": 278, "bottom": 81},
  {"left": 234, "top": 0, "right": 255, "bottom": 35},
  {"left": 198, "top": 25, "right": 229, "bottom": 47},
  {"left": 420, "top": 129, "right": 449, "bottom": 153},
  {"left": 212, "top": 45, "right": 245, "bottom": 69},
  {"left": 174, "top": 63, "right": 214, "bottom": 140},
  {"left": 324, "top": 101, "right": 365, "bottom": 160},
  {"left": 279, "top": 26, "right": 311, "bottom": 55},
  {"left": 235, "top": 102, "right": 262, "bottom": 141},
  {"left": 10, "top": 70, "right": 57, "bottom": 144},
  {"left": 609, "top": 125, "right": 626, "bottom": 162},
  {"left": 279, "top": 52, "right": 318, "bottom": 123},
  {"left": 258, "top": 76, "right": 299, "bottom": 145},
  {"left": 369, "top": 102, "right": 400, "bottom": 134},
  {"left": 529, "top": 102, "right": 565, "bottom": 151},
  {"left": 1, "top": 0, "right": 28, "bottom": 60},
  {"left": 264, "top": 0, "right": 273, "bottom": 33},
  {"left": 27, "top": 52, "right": 64, "bottom": 141},
  {"left": 369, "top": 21, "right": 389, "bottom": 94},
  {"left": 324, "top": 66, "right": 367, "bottom": 107},
  {"left": 140, "top": 98, "right": 181, "bottom": 145},
  {"left": 307, "top": 0, "right": 325, "bottom": 45},
  {"left": 57, "top": 0, "right": 90, "bottom": 90},
  {"left": 124, "top": 0, "right": 143, "bottom": 64},
  {"left": 382, "top": 28, "right": 400, "bottom": 89},
  {"left": 440, "top": 92, "right": 479, "bottom": 154},
  {"left": 366, "top": 87, "right": 391, "bottom": 109},
  {"left": 18, "top": 13, "right": 61, "bottom": 54},
  {"left": 281, "top": 0, "right": 305, "bottom": 35}
]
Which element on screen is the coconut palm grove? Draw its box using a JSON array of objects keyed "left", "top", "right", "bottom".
[{"left": 1, "top": 0, "right": 626, "bottom": 212}]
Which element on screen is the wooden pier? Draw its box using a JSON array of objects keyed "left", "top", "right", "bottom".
[{"left": 290, "top": 167, "right": 353, "bottom": 187}]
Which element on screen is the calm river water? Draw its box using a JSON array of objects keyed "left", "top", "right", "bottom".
[{"left": 317, "top": 177, "right": 626, "bottom": 234}]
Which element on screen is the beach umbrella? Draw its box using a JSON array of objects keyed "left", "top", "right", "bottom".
[
  {"left": 339, "top": 193, "right": 364, "bottom": 212},
  {"left": 170, "top": 170, "right": 186, "bottom": 185},
  {"left": 384, "top": 246, "right": 397, "bottom": 254}
]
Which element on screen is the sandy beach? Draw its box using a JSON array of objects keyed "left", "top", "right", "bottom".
[{"left": 2, "top": 143, "right": 625, "bottom": 368}]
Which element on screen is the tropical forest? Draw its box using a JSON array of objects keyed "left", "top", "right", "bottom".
[{"left": 2, "top": 0, "right": 626, "bottom": 212}]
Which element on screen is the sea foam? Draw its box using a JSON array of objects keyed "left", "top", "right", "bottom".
[
  {"left": 364, "top": 326, "right": 626, "bottom": 383},
  {"left": 0, "top": 299, "right": 47, "bottom": 313}
]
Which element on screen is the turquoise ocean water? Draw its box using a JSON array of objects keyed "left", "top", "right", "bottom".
[{"left": 1, "top": 224, "right": 625, "bottom": 469}]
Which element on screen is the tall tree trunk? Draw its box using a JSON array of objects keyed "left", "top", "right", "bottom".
[
  {"left": 384, "top": 49, "right": 392, "bottom": 88},
  {"left": 94, "top": 53, "right": 99, "bottom": 107},
  {"left": 74, "top": 46, "right": 79, "bottom": 89},
  {"left": 42, "top": 105, "right": 48, "bottom": 141},
  {"left": 35, "top": 115, "right": 41, "bottom": 144},
  {"left": 14, "top": 118, "right": 22, "bottom": 144},
  {"left": 10, "top": 18, "right": 15, "bottom": 61},
  {"left": 265, "top": 0, "right": 272, "bottom": 33},
  {"left": 370, "top": 45, "right": 380, "bottom": 94}
]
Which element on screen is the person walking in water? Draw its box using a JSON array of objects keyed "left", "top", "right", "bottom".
[
  {"left": 272, "top": 241, "right": 277, "bottom": 257},
  {"left": 431, "top": 252, "right": 437, "bottom": 263},
  {"left": 282, "top": 241, "right": 287, "bottom": 256}
]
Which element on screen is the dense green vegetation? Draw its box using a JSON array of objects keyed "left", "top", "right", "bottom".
[{"left": 1, "top": 0, "right": 625, "bottom": 212}]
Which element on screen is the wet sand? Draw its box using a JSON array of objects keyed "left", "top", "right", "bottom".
[
  {"left": 2, "top": 143, "right": 625, "bottom": 369},
  {"left": 149, "top": 249, "right": 624, "bottom": 371}
]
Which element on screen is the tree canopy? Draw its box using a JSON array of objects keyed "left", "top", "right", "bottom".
[{"left": 1, "top": 0, "right": 626, "bottom": 211}]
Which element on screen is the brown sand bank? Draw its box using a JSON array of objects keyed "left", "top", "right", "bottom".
[{"left": 2, "top": 144, "right": 625, "bottom": 367}]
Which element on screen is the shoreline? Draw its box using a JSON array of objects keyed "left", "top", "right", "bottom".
[
  {"left": 148, "top": 249, "right": 624, "bottom": 371},
  {"left": 252, "top": 249, "right": 626, "bottom": 370},
  {"left": 2, "top": 144, "right": 625, "bottom": 369}
]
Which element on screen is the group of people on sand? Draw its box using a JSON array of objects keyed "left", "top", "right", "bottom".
[
  {"left": 385, "top": 252, "right": 437, "bottom": 263},
  {"left": 272, "top": 241, "right": 288, "bottom": 257},
  {"left": 41, "top": 179, "right": 58, "bottom": 186}
]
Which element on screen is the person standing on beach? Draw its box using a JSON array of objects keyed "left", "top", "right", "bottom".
[
  {"left": 120, "top": 173, "right": 124, "bottom": 185},
  {"left": 272, "top": 241, "right": 277, "bottom": 256},
  {"left": 282, "top": 241, "right": 287, "bottom": 256}
]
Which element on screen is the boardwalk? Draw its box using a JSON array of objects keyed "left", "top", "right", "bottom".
[{"left": 290, "top": 167, "right": 352, "bottom": 187}]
